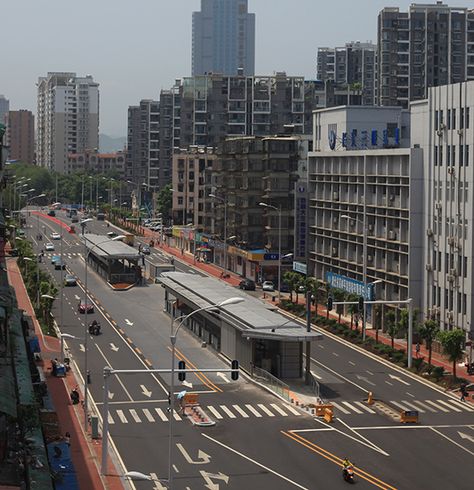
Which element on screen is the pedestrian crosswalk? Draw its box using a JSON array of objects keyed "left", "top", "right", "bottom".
[
  {"left": 105, "top": 402, "right": 302, "bottom": 425},
  {"left": 330, "top": 398, "right": 474, "bottom": 416},
  {"left": 45, "top": 252, "right": 81, "bottom": 258}
]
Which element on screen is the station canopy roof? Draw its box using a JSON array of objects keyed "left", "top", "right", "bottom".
[
  {"left": 160, "top": 272, "right": 323, "bottom": 342},
  {"left": 80, "top": 234, "right": 141, "bottom": 261}
]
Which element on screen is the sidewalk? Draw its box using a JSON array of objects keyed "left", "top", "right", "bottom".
[{"left": 6, "top": 256, "right": 124, "bottom": 490}]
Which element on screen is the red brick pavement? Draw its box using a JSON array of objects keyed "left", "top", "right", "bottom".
[{"left": 6, "top": 256, "right": 124, "bottom": 490}]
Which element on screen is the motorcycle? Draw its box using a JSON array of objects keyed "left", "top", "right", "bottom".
[
  {"left": 342, "top": 465, "right": 355, "bottom": 483},
  {"left": 88, "top": 321, "right": 101, "bottom": 336}
]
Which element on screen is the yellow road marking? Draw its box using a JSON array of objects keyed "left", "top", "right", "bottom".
[
  {"left": 282, "top": 431, "right": 397, "bottom": 490},
  {"left": 145, "top": 359, "right": 152, "bottom": 367},
  {"left": 135, "top": 347, "right": 142, "bottom": 355},
  {"left": 126, "top": 338, "right": 133, "bottom": 344}
]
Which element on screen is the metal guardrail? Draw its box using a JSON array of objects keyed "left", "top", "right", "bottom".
[
  {"left": 251, "top": 364, "right": 290, "bottom": 401},
  {"left": 310, "top": 372, "right": 323, "bottom": 405}
]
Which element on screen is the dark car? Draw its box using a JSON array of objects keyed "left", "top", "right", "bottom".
[
  {"left": 54, "top": 260, "right": 66, "bottom": 270},
  {"left": 47, "top": 210, "right": 56, "bottom": 217},
  {"left": 141, "top": 245, "right": 151, "bottom": 255},
  {"left": 279, "top": 283, "right": 291, "bottom": 293},
  {"left": 239, "top": 279, "right": 256, "bottom": 291},
  {"left": 78, "top": 302, "right": 94, "bottom": 314}
]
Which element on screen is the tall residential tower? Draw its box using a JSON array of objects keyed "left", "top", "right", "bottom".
[
  {"left": 192, "top": 0, "right": 255, "bottom": 76},
  {"left": 36, "top": 72, "right": 99, "bottom": 172}
]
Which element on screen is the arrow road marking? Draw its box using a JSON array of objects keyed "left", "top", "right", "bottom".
[
  {"left": 149, "top": 473, "right": 167, "bottom": 490},
  {"left": 110, "top": 343, "right": 119, "bottom": 352},
  {"left": 356, "top": 374, "right": 375, "bottom": 386},
  {"left": 125, "top": 319, "right": 134, "bottom": 326},
  {"left": 389, "top": 374, "right": 410, "bottom": 386},
  {"left": 199, "top": 471, "right": 229, "bottom": 489},
  {"left": 182, "top": 380, "right": 193, "bottom": 388},
  {"left": 74, "top": 294, "right": 81, "bottom": 301},
  {"left": 108, "top": 391, "right": 114, "bottom": 400},
  {"left": 217, "top": 372, "right": 230, "bottom": 383},
  {"left": 141, "top": 385, "right": 152, "bottom": 398},
  {"left": 177, "top": 444, "right": 211, "bottom": 464},
  {"left": 79, "top": 344, "right": 85, "bottom": 352},
  {"left": 458, "top": 431, "right": 474, "bottom": 444}
]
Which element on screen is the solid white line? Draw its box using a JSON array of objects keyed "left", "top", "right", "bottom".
[
  {"left": 425, "top": 400, "right": 449, "bottom": 413},
  {"left": 284, "top": 404, "right": 301, "bottom": 416},
  {"left": 232, "top": 405, "right": 249, "bottom": 418},
  {"left": 446, "top": 399, "right": 474, "bottom": 412},
  {"left": 354, "top": 401, "right": 376, "bottom": 414},
  {"left": 342, "top": 401, "right": 363, "bottom": 414},
  {"left": 129, "top": 409, "right": 142, "bottom": 423},
  {"left": 108, "top": 413, "right": 114, "bottom": 424},
  {"left": 116, "top": 410, "right": 128, "bottom": 423},
  {"left": 436, "top": 399, "right": 462, "bottom": 412},
  {"left": 245, "top": 404, "right": 262, "bottom": 417},
  {"left": 348, "top": 361, "right": 356, "bottom": 366},
  {"left": 155, "top": 408, "right": 168, "bottom": 421},
  {"left": 430, "top": 428, "right": 474, "bottom": 457},
  {"left": 270, "top": 403, "right": 288, "bottom": 416},
  {"left": 219, "top": 405, "right": 236, "bottom": 418},
  {"left": 257, "top": 404, "right": 275, "bottom": 417},
  {"left": 207, "top": 405, "right": 223, "bottom": 419},
  {"left": 202, "top": 434, "right": 309, "bottom": 490},
  {"left": 331, "top": 402, "right": 351, "bottom": 414},
  {"left": 142, "top": 408, "right": 155, "bottom": 422},
  {"left": 337, "top": 418, "right": 389, "bottom": 456},
  {"left": 385, "top": 381, "right": 393, "bottom": 386},
  {"left": 332, "top": 352, "right": 340, "bottom": 357},
  {"left": 406, "top": 392, "right": 416, "bottom": 398}
]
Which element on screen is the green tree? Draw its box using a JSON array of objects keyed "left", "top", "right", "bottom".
[
  {"left": 438, "top": 328, "right": 465, "bottom": 379},
  {"left": 333, "top": 289, "right": 346, "bottom": 324},
  {"left": 385, "top": 309, "right": 399, "bottom": 349},
  {"left": 282, "top": 271, "right": 299, "bottom": 303},
  {"left": 156, "top": 184, "right": 172, "bottom": 222},
  {"left": 346, "top": 293, "right": 359, "bottom": 330},
  {"left": 418, "top": 319, "right": 440, "bottom": 366}
]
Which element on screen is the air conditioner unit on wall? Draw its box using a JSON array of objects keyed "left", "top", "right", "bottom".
[
  {"left": 448, "top": 167, "right": 455, "bottom": 175},
  {"left": 425, "top": 264, "right": 433, "bottom": 272},
  {"left": 436, "top": 129, "right": 443, "bottom": 137},
  {"left": 332, "top": 247, "right": 338, "bottom": 257},
  {"left": 367, "top": 255, "right": 373, "bottom": 262},
  {"left": 368, "top": 224, "right": 374, "bottom": 233},
  {"left": 388, "top": 230, "right": 397, "bottom": 240},
  {"left": 447, "top": 274, "right": 454, "bottom": 282},
  {"left": 426, "top": 228, "right": 434, "bottom": 237},
  {"left": 457, "top": 128, "right": 464, "bottom": 136},
  {"left": 447, "top": 236, "right": 456, "bottom": 247}
]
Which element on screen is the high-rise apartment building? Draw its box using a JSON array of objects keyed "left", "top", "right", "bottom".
[
  {"left": 377, "top": 3, "right": 474, "bottom": 108},
  {"left": 0, "top": 95, "right": 9, "bottom": 124},
  {"left": 317, "top": 42, "right": 377, "bottom": 105},
  {"left": 192, "top": 0, "right": 255, "bottom": 76},
  {"left": 5, "top": 110, "right": 35, "bottom": 164},
  {"left": 36, "top": 72, "right": 99, "bottom": 172},
  {"left": 125, "top": 100, "right": 160, "bottom": 187}
]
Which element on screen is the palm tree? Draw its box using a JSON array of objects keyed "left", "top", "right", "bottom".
[
  {"left": 282, "top": 271, "right": 299, "bottom": 303},
  {"left": 333, "top": 289, "right": 346, "bottom": 324},
  {"left": 347, "top": 294, "right": 359, "bottom": 330},
  {"left": 385, "top": 309, "right": 398, "bottom": 349},
  {"left": 438, "top": 328, "right": 465, "bottom": 379},
  {"left": 418, "top": 319, "right": 439, "bottom": 366}
]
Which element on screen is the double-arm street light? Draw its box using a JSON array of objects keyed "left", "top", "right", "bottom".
[
  {"left": 259, "top": 202, "right": 283, "bottom": 303},
  {"left": 80, "top": 219, "right": 124, "bottom": 430},
  {"left": 168, "top": 297, "right": 244, "bottom": 488},
  {"left": 209, "top": 194, "right": 228, "bottom": 276}
]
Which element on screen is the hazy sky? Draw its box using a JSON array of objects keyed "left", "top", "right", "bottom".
[{"left": 4, "top": 0, "right": 474, "bottom": 136}]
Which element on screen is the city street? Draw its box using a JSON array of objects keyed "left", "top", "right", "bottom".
[{"left": 25, "top": 209, "right": 474, "bottom": 489}]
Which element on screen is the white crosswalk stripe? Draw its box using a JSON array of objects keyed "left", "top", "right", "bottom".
[
  {"left": 173, "top": 412, "right": 182, "bottom": 421},
  {"left": 108, "top": 413, "right": 115, "bottom": 424},
  {"left": 257, "top": 404, "right": 275, "bottom": 417},
  {"left": 245, "top": 404, "right": 262, "bottom": 417},
  {"left": 116, "top": 410, "right": 128, "bottom": 423},
  {"left": 270, "top": 404, "right": 288, "bottom": 416},
  {"left": 436, "top": 399, "right": 462, "bottom": 412},
  {"left": 129, "top": 409, "right": 142, "bottom": 423},
  {"left": 331, "top": 402, "right": 351, "bottom": 415},
  {"left": 409, "top": 400, "right": 437, "bottom": 413},
  {"left": 143, "top": 409, "right": 155, "bottom": 422},
  {"left": 206, "top": 405, "right": 223, "bottom": 419},
  {"left": 155, "top": 408, "right": 168, "bottom": 421},
  {"left": 285, "top": 404, "right": 301, "bottom": 416},
  {"left": 219, "top": 405, "right": 236, "bottom": 418},
  {"left": 390, "top": 401, "right": 413, "bottom": 412},
  {"left": 445, "top": 399, "right": 474, "bottom": 412},
  {"left": 232, "top": 405, "right": 249, "bottom": 418},
  {"left": 354, "top": 401, "right": 376, "bottom": 414},
  {"left": 342, "top": 401, "right": 363, "bottom": 414},
  {"left": 424, "top": 400, "right": 450, "bottom": 412}
]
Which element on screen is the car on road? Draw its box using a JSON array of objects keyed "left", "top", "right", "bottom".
[
  {"left": 45, "top": 243, "right": 55, "bottom": 251},
  {"left": 64, "top": 274, "right": 77, "bottom": 286},
  {"left": 239, "top": 278, "right": 256, "bottom": 291},
  {"left": 141, "top": 245, "right": 151, "bottom": 255},
  {"left": 54, "top": 260, "right": 66, "bottom": 270},
  {"left": 262, "top": 281, "right": 275, "bottom": 292},
  {"left": 51, "top": 255, "right": 60, "bottom": 264},
  {"left": 78, "top": 302, "right": 94, "bottom": 314},
  {"left": 51, "top": 232, "right": 61, "bottom": 240}
]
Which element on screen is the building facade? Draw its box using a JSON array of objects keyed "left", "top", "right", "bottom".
[
  {"left": 5, "top": 110, "right": 35, "bottom": 164},
  {"left": 317, "top": 42, "right": 377, "bottom": 105},
  {"left": 377, "top": 3, "right": 474, "bottom": 108},
  {"left": 0, "top": 95, "right": 9, "bottom": 124},
  {"left": 411, "top": 81, "right": 474, "bottom": 337},
  {"left": 192, "top": 0, "right": 255, "bottom": 76},
  {"left": 66, "top": 149, "right": 125, "bottom": 176},
  {"left": 308, "top": 106, "right": 424, "bottom": 309},
  {"left": 36, "top": 72, "right": 99, "bottom": 172}
]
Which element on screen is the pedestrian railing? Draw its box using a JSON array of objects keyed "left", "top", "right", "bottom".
[
  {"left": 250, "top": 365, "right": 290, "bottom": 401},
  {"left": 310, "top": 372, "right": 323, "bottom": 405}
]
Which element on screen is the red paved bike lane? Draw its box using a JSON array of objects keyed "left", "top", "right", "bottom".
[{"left": 6, "top": 256, "right": 124, "bottom": 490}]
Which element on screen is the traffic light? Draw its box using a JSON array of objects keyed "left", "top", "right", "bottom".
[
  {"left": 178, "top": 360, "right": 186, "bottom": 381},
  {"left": 358, "top": 296, "right": 364, "bottom": 312},
  {"left": 231, "top": 360, "right": 239, "bottom": 381},
  {"left": 327, "top": 296, "right": 333, "bottom": 311}
]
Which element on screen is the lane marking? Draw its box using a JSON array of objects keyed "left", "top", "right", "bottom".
[
  {"left": 342, "top": 401, "right": 363, "bottom": 414},
  {"left": 385, "top": 381, "right": 393, "bottom": 386},
  {"left": 337, "top": 418, "right": 390, "bottom": 456},
  {"left": 173, "top": 412, "right": 182, "bottom": 421},
  {"left": 390, "top": 401, "right": 412, "bottom": 412},
  {"left": 406, "top": 392, "right": 415, "bottom": 398},
  {"left": 285, "top": 404, "right": 301, "bottom": 416},
  {"left": 332, "top": 352, "right": 340, "bottom": 357},
  {"left": 410, "top": 400, "right": 437, "bottom": 413},
  {"left": 270, "top": 403, "right": 288, "bottom": 416},
  {"left": 232, "top": 405, "right": 249, "bottom": 418},
  {"left": 331, "top": 401, "right": 351, "bottom": 415},
  {"left": 447, "top": 399, "right": 474, "bottom": 412},
  {"left": 207, "top": 406, "right": 223, "bottom": 420},
  {"left": 436, "top": 399, "right": 462, "bottom": 412},
  {"left": 116, "top": 410, "right": 128, "bottom": 423},
  {"left": 354, "top": 401, "right": 376, "bottom": 414},
  {"left": 129, "top": 409, "right": 142, "bottom": 423},
  {"left": 349, "top": 360, "right": 356, "bottom": 366},
  {"left": 202, "top": 433, "right": 309, "bottom": 490},
  {"left": 219, "top": 405, "right": 236, "bottom": 418},
  {"left": 430, "top": 427, "right": 474, "bottom": 457},
  {"left": 425, "top": 400, "right": 449, "bottom": 413},
  {"left": 257, "top": 404, "right": 275, "bottom": 417},
  {"left": 155, "top": 408, "right": 168, "bottom": 421},
  {"left": 245, "top": 404, "right": 262, "bottom": 417}
]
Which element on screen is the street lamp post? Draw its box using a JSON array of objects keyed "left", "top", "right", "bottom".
[
  {"left": 209, "top": 194, "right": 228, "bottom": 276},
  {"left": 260, "top": 202, "right": 282, "bottom": 304},
  {"left": 167, "top": 297, "right": 244, "bottom": 488},
  {"left": 60, "top": 333, "right": 78, "bottom": 359}
]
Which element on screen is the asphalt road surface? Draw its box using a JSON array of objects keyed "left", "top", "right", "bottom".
[{"left": 23, "top": 208, "right": 474, "bottom": 489}]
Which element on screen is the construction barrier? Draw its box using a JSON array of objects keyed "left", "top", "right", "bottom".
[
  {"left": 400, "top": 410, "right": 419, "bottom": 423},
  {"left": 323, "top": 407, "right": 334, "bottom": 423},
  {"left": 315, "top": 404, "right": 334, "bottom": 417},
  {"left": 367, "top": 391, "right": 374, "bottom": 405}
]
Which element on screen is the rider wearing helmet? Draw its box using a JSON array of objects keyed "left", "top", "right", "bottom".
[{"left": 342, "top": 458, "right": 353, "bottom": 469}]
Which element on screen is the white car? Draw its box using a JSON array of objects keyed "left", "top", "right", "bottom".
[
  {"left": 45, "top": 242, "right": 55, "bottom": 251},
  {"left": 51, "top": 232, "right": 61, "bottom": 240},
  {"left": 262, "top": 281, "right": 275, "bottom": 292}
]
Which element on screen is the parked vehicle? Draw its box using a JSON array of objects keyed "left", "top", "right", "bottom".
[
  {"left": 239, "top": 279, "right": 256, "bottom": 291},
  {"left": 262, "top": 281, "right": 275, "bottom": 292},
  {"left": 97, "top": 213, "right": 105, "bottom": 221},
  {"left": 71, "top": 216, "right": 79, "bottom": 223},
  {"left": 280, "top": 283, "right": 291, "bottom": 293}
]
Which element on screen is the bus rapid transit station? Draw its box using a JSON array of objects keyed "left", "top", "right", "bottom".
[
  {"left": 80, "top": 234, "right": 142, "bottom": 289},
  {"left": 160, "top": 272, "right": 322, "bottom": 380}
]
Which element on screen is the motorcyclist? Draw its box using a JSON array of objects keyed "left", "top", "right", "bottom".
[{"left": 342, "top": 458, "right": 353, "bottom": 469}]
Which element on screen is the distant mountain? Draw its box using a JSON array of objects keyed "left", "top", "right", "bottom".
[{"left": 99, "top": 134, "right": 126, "bottom": 153}]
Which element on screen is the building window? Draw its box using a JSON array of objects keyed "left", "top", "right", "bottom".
[
  {"left": 439, "top": 145, "right": 443, "bottom": 165},
  {"left": 466, "top": 144, "right": 470, "bottom": 166},
  {"left": 447, "top": 109, "right": 451, "bottom": 129},
  {"left": 434, "top": 146, "right": 438, "bottom": 165},
  {"left": 452, "top": 108, "right": 456, "bottom": 130},
  {"left": 460, "top": 144, "right": 464, "bottom": 166},
  {"left": 447, "top": 145, "right": 451, "bottom": 165},
  {"left": 178, "top": 197, "right": 183, "bottom": 205},
  {"left": 435, "top": 110, "right": 439, "bottom": 130},
  {"left": 467, "top": 107, "right": 470, "bottom": 129},
  {"left": 452, "top": 145, "right": 456, "bottom": 166},
  {"left": 460, "top": 108, "right": 464, "bottom": 129}
]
